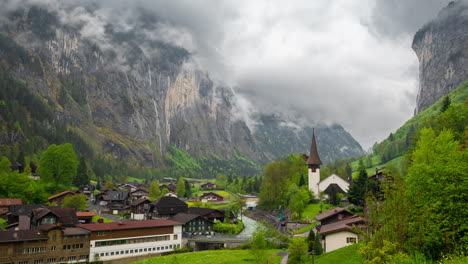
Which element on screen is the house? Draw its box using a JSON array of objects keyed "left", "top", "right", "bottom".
[
  {"left": 201, "top": 182, "right": 216, "bottom": 190},
  {"left": 170, "top": 213, "right": 214, "bottom": 236},
  {"left": 149, "top": 197, "right": 188, "bottom": 219},
  {"left": 130, "top": 199, "right": 151, "bottom": 220},
  {"left": 164, "top": 191, "right": 178, "bottom": 198},
  {"left": 77, "top": 219, "right": 183, "bottom": 262},
  {"left": 318, "top": 216, "right": 366, "bottom": 252},
  {"left": 159, "top": 183, "right": 177, "bottom": 192},
  {"left": 48, "top": 190, "right": 77, "bottom": 205},
  {"left": 118, "top": 183, "right": 138, "bottom": 192},
  {"left": 0, "top": 198, "right": 22, "bottom": 214},
  {"left": 306, "top": 131, "right": 350, "bottom": 199},
  {"left": 200, "top": 192, "right": 224, "bottom": 202},
  {"left": 162, "top": 177, "right": 177, "bottom": 183},
  {"left": 187, "top": 207, "right": 227, "bottom": 222},
  {"left": 30, "top": 208, "right": 78, "bottom": 229},
  {"left": 10, "top": 160, "right": 24, "bottom": 173},
  {"left": 76, "top": 211, "right": 97, "bottom": 224},
  {"left": 76, "top": 185, "right": 95, "bottom": 198},
  {"left": 314, "top": 207, "right": 356, "bottom": 226},
  {"left": 0, "top": 225, "right": 91, "bottom": 263},
  {"left": 5, "top": 204, "right": 44, "bottom": 230},
  {"left": 130, "top": 188, "right": 149, "bottom": 201}
]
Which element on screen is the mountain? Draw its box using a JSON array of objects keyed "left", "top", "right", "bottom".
[
  {"left": 412, "top": 0, "right": 468, "bottom": 114},
  {"left": 0, "top": 2, "right": 363, "bottom": 174}
]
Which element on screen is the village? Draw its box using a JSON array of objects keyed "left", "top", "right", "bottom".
[{"left": 0, "top": 134, "right": 371, "bottom": 264}]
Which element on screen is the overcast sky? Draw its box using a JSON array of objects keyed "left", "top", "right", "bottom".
[{"left": 10, "top": 0, "right": 455, "bottom": 149}]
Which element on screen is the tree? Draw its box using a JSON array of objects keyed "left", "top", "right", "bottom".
[
  {"left": 307, "top": 229, "right": 323, "bottom": 255},
  {"left": 289, "top": 186, "right": 310, "bottom": 219},
  {"left": 62, "top": 194, "right": 87, "bottom": 211},
  {"left": 250, "top": 230, "right": 269, "bottom": 264},
  {"left": 184, "top": 180, "right": 192, "bottom": 198},
  {"left": 439, "top": 95, "right": 451, "bottom": 114},
  {"left": 39, "top": 143, "right": 78, "bottom": 189},
  {"left": 73, "top": 157, "right": 89, "bottom": 187},
  {"left": 175, "top": 178, "right": 185, "bottom": 197},
  {"left": 347, "top": 162, "right": 368, "bottom": 207},
  {"left": 0, "top": 156, "right": 11, "bottom": 173},
  {"left": 288, "top": 238, "right": 309, "bottom": 264},
  {"left": 259, "top": 160, "right": 288, "bottom": 209},
  {"left": 148, "top": 180, "right": 161, "bottom": 200}
]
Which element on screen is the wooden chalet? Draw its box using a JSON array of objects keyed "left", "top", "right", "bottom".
[
  {"left": 159, "top": 183, "right": 176, "bottom": 192},
  {"left": 200, "top": 182, "right": 216, "bottom": 190},
  {"left": 200, "top": 192, "right": 224, "bottom": 201},
  {"left": 314, "top": 207, "right": 356, "bottom": 226},
  {"left": 130, "top": 188, "right": 149, "bottom": 201},
  {"left": 187, "top": 207, "right": 227, "bottom": 222},
  {"left": 48, "top": 190, "right": 77, "bottom": 205},
  {"left": 130, "top": 198, "right": 151, "bottom": 220},
  {"left": 170, "top": 213, "right": 213, "bottom": 236},
  {"left": 30, "top": 208, "right": 78, "bottom": 229},
  {"left": 149, "top": 197, "right": 188, "bottom": 219}
]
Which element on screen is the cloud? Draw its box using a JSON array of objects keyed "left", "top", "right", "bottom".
[{"left": 4, "top": 0, "right": 455, "bottom": 149}]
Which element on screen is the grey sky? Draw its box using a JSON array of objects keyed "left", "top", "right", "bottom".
[{"left": 7, "top": 0, "right": 455, "bottom": 149}]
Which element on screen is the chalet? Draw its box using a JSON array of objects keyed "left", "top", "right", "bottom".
[
  {"left": 30, "top": 208, "right": 78, "bottom": 229},
  {"left": 77, "top": 219, "right": 182, "bottom": 262},
  {"left": 5, "top": 204, "right": 43, "bottom": 230},
  {"left": 314, "top": 207, "right": 356, "bottom": 227},
  {"left": 201, "top": 182, "right": 216, "bottom": 190},
  {"left": 159, "top": 183, "right": 177, "bottom": 192},
  {"left": 187, "top": 207, "right": 227, "bottom": 222},
  {"left": 130, "top": 188, "right": 149, "bottom": 201},
  {"left": 48, "top": 190, "right": 77, "bottom": 205},
  {"left": 118, "top": 183, "right": 138, "bottom": 192},
  {"left": 76, "top": 211, "right": 97, "bottom": 224},
  {"left": 170, "top": 213, "right": 213, "bottom": 236},
  {"left": 149, "top": 197, "right": 188, "bottom": 219},
  {"left": 130, "top": 198, "right": 151, "bottom": 220},
  {"left": 0, "top": 225, "right": 91, "bottom": 263},
  {"left": 0, "top": 198, "right": 22, "bottom": 214},
  {"left": 164, "top": 191, "right": 178, "bottom": 198},
  {"left": 318, "top": 216, "right": 366, "bottom": 252},
  {"left": 200, "top": 192, "right": 224, "bottom": 202},
  {"left": 76, "top": 185, "right": 95, "bottom": 198}
]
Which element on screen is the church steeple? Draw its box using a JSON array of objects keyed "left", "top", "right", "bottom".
[{"left": 306, "top": 129, "right": 322, "bottom": 168}]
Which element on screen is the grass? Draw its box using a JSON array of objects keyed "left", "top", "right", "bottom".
[
  {"left": 301, "top": 203, "right": 336, "bottom": 222},
  {"left": 315, "top": 243, "right": 362, "bottom": 264},
  {"left": 91, "top": 215, "right": 114, "bottom": 223},
  {"left": 291, "top": 221, "right": 317, "bottom": 235},
  {"left": 351, "top": 156, "right": 405, "bottom": 178},
  {"left": 127, "top": 176, "right": 145, "bottom": 183},
  {"left": 132, "top": 249, "right": 283, "bottom": 264}
]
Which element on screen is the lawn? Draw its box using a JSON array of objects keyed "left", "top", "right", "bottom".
[
  {"left": 91, "top": 215, "right": 114, "bottom": 223},
  {"left": 132, "top": 249, "right": 283, "bottom": 264},
  {"left": 302, "top": 203, "right": 336, "bottom": 222},
  {"left": 315, "top": 244, "right": 362, "bottom": 264}
]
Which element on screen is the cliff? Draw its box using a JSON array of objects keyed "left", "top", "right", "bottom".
[
  {"left": 412, "top": 1, "right": 468, "bottom": 114},
  {"left": 0, "top": 3, "right": 363, "bottom": 169}
]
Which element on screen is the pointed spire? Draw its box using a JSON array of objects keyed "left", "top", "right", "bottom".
[{"left": 306, "top": 129, "right": 322, "bottom": 166}]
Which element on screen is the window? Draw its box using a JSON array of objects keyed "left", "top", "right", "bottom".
[
  {"left": 67, "top": 256, "right": 76, "bottom": 261},
  {"left": 174, "top": 234, "right": 178, "bottom": 240},
  {"left": 19, "top": 261, "right": 28, "bottom": 264},
  {"left": 100, "top": 253, "right": 104, "bottom": 257},
  {"left": 346, "top": 237, "right": 357, "bottom": 244},
  {"left": 47, "top": 258, "right": 56, "bottom": 263},
  {"left": 97, "top": 232, "right": 105, "bottom": 236},
  {"left": 51, "top": 246, "right": 56, "bottom": 251},
  {"left": 34, "top": 260, "right": 43, "bottom": 264},
  {"left": 52, "top": 234, "right": 56, "bottom": 242},
  {"left": 59, "top": 258, "right": 64, "bottom": 262},
  {"left": 130, "top": 250, "right": 133, "bottom": 253},
  {"left": 169, "top": 245, "right": 172, "bottom": 249},
  {"left": 125, "top": 250, "right": 129, "bottom": 254},
  {"left": 110, "top": 252, "right": 114, "bottom": 256},
  {"left": 80, "top": 255, "right": 88, "bottom": 260},
  {"left": 120, "top": 251, "right": 124, "bottom": 254}
]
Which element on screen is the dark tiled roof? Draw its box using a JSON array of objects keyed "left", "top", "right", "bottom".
[
  {"left": 0, "top": 198, "right": 22, "bottom": 206},
  {"left": 152, "top": 197, "right": 188, "bottom": 215},
  {"left": 187, "top": 207, "right": 222, "bottom": 217},
  {"left": 131, "top": 198, "right": 151, "bottom": 206},
  {"left": 9, "top": 204, "right": 43, "bottom": 216},
  {"left": 48, "top": 190, "right": 76, "bottom": 201},
  {"left": 77, "top": 219, "right": 182, "bottom": 231},
  {"left": 108, "top": 191, "right": 130, "bottom": 200},
  {"left": 0, "top": 230, "right": 47, "bottom": 243},
  {"left": 319, "top": 217, "right": 366, "bottom": 235},
  {"left": 32, "top": 208, "right": 78, "bottom": 226},
  {"left": 306, "top": 131, "right": 322, "bottom": 166},
  {"left": 170, "top": 213, "right": 205, "bottom": 224},
  {"left": 200, "top": 192, "right": 223, "bottom": 198},
  {"left": 314, "top": 207, "right": 346, "bottom": 221}
]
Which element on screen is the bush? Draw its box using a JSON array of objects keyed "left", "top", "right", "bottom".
[{"left": 213, "top": 219, "right": 244, "bottom": 234}]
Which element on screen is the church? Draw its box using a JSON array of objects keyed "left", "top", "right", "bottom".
[{"left": 306, "top": 131, "right": 350, "bottom": 199}]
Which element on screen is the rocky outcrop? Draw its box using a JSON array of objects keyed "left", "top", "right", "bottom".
[
  {"left": 0, "top": 4, "right": 363, "bottom": 166},
  {"left": 412, "top": 1, "right": 468, "bottom": 114}
]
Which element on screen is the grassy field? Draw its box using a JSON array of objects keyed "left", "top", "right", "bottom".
[
  {"left": 291, "top": 221, "right": 317, "bottom": 235},
  {"left": 91, "top": 215, "right": 114, "bottom": 223},
  {"left": 315, "top": 244, "right": 362, "bottom": 264},
  {"left": 302, "top": 203, "right": 336, "bottom": 222},
  {"left": 132, "top": 249, "right": 283, "bottom": 264},
  {"left": 351, "top": 156, "right": 405, "bottom": 178}
]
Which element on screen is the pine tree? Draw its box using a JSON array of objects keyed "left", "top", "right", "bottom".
[
  {"left": 184, "top": 180, "right": 192, "bottom": 198},
  {"left": 347, "top": 164, "right": 368, "bottom": 206},
  {"left": 73, "top": 157, "right": 89, "bottom": 187},
  {"left": 439, "top": 95, "right": 451, "bottom": 114}
]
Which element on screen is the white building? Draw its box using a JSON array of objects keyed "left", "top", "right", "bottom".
[
  {"left": 318, "top": 216, "right": 365, "bottom": 252},
  {"left": 306, "top": 131, "right": 350, "bottom": 199},
  {"left": 77, "top": 219, "right": 182, "bottom": 262}
]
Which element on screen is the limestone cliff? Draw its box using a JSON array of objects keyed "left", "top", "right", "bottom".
[
  {"left": 413, "top": 1, "right": 468, "bottom": 114},
  {"left": 0, "top": 3, "right": 363, "bottom": 167}
]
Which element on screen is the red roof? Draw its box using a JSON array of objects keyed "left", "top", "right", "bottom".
[
  {"left": 0, "top": 198, "right": 22, "bottom": 206},
  {"left": 76, "top": 212, "right": 97, "bottom": 217},
  {"left": 77, "top": 219, "right": 182, "bottom": 231},
  {"left": 48, "top": 190, "right": 76, "bottom": 201}
]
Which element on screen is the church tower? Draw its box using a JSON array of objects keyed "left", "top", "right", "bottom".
[{"left": 306, "top": 130, "right": 322, "bottom": 199}]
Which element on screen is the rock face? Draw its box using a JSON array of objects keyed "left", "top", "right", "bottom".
[
  {"left": 412, "top": 1, "right": 468, "bottom": 114},
  {"left": 0, "top": 4, "right": 363, "bottom": 166}
]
